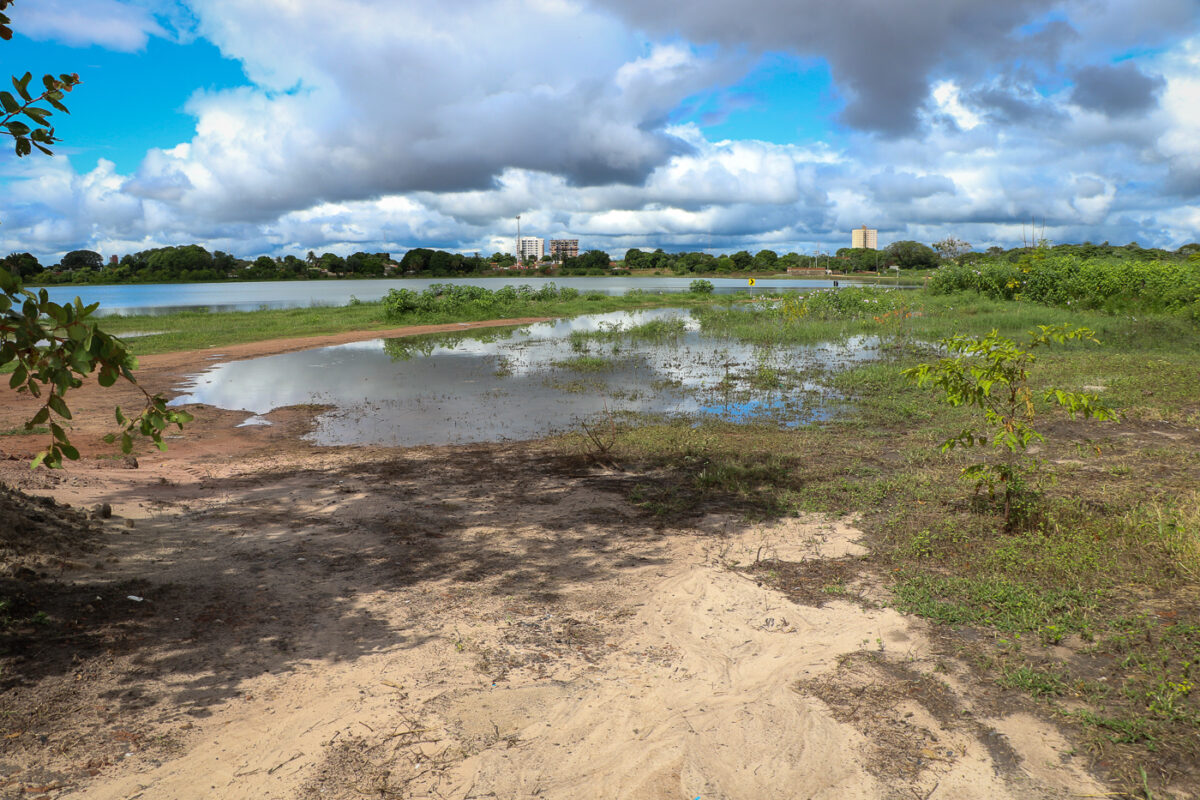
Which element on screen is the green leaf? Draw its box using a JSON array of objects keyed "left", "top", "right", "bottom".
[
  {"left": 0, "top": 90, "right": 18, "bottom": 113},
  {"left": 120, "top": 432, "right": 133, "bottom": 454},
  {"left": 13, "top": 72, "right": 32, "bottom": 102},
  {"left": 30, "top": 407, "right": 49, "bottom": 426},
  {"left": 47, "top": 393, "right": 72, "bottom": 419},
  {"left": 29, "top": 451, "right": 47, "bottom": 471},
  {"left": 59, "top": 444, "right": 79, "bottom": 461},
  {"left": 22, "top": 106, "right": 50, "bottom": 125}
]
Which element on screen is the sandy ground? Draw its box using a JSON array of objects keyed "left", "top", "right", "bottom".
[{"left": 0, "top": 327, "right": 1107, "bottom": 799}]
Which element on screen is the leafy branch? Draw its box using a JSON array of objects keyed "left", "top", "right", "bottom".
[
  {"left": 2, "top": 257, "right": 193, "bottom": 469},
  {"left": 0, "top": 0, "right": 80, "bottom": 157},
  {"left": 0, "top": 69, "right": 79, "bottom": 156},
  {"left": 1, "top": 1, "right": 81, "bottom": 158}
]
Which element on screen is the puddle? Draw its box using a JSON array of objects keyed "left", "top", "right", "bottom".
[{"left": 171, "top": 309, "right": 881, "bottom": 447}]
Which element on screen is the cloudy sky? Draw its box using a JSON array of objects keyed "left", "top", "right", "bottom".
[{"left": 1, "top": 0, "right": 1197, "bottom": 262}]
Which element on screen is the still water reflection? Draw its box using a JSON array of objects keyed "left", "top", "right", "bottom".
[{"left": 171, "top": 309, "right": 880, "bottom": 447}]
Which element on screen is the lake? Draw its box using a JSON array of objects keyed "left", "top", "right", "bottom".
[
  {"left": 170, "top": 308, "right": 881, "bottom": 447},
  {"left": 37, "top": 275, "right": 889, "bottom": 316}
]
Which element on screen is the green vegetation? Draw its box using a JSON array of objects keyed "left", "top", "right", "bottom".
[
  {"left": 904, "top": 325, "right": 1116, "bottom": 527},
  {"left": 380, "top": 282, "right": 717, "bottom": 326},
  {"left": 546, "top": 274, "right": 1200, "bottom": 794},
  {"left": 1, "top": 270, "right": 193, "bottom": 467},
  {"left": 566, "top": 317, "right": 688, "bottom": 351},
  {"left": 932, "top": 248, "right": 1200, "bottom": 319}
]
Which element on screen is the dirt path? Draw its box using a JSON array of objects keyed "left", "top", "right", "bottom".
[{"left": 0, "top": 325, "right": 1110, "bottom": 798}]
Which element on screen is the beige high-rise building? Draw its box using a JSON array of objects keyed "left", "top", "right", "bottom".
[{"left": 852, "top": 225, "right": 878, "bottom": 250}]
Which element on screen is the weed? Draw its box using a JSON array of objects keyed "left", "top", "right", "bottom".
[{"left": 1000, "top": 664, "right": 1067, "bottom": 697}]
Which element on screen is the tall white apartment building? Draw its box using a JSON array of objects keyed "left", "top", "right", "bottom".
[
  {"left": 852, "top": 225, "right": 878, "bottom": 250},
  {"left": 518, "top": 237, "right": 544, "bottom": 262}
]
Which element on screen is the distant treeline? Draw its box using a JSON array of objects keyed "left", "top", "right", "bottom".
[
  {"left": 6, "top": 239, "right": 1197, "bottom": 286},
  {"left": 8, "top": 246, "right": 396, "bottom": 285}
]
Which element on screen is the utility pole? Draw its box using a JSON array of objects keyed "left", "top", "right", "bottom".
[{"left": 516, "top": 215, "right": 521, "bottom": 267}]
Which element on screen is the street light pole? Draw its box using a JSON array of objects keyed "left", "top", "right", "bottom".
[{"left": 516, "top": 215, "right": 521, "bottom": 267}]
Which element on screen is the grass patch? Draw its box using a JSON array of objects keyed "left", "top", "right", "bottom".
[
  {"left": 892, "top": 573, "right": 1101, "bottom": 634},
  {"left": 1000, "top": 664, "right": 1068, "bottom": 697},
  {"left": 0, "top": 426, "right": 49, "bottom": 437}
]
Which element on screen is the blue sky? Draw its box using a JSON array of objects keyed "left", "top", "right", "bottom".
[
  {"left": 675, "top": 55, "right": 842, "bottom": 146},
  {"left": 3, "top": 34, "right": 249, "bottom": 173},
  {"left": 0, "top": 0, "right": 1197, "bottom": 262}
]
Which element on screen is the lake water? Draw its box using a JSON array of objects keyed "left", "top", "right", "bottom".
[
  {"left": 38, "top": 275, "right": 885, "bottom": 316},
  {"left": 171, "top": 308, "right": 881, "bottom": 447}
]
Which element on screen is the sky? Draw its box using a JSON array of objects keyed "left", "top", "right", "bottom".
[{"left": 0, "top": 0, "right": 1198, "bottom": 263}]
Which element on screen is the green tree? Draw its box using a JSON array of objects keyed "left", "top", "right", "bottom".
[
  {"left": 319, "top": 252, "right": 346, "bottom": 273},
  {"left": 730, "top": 250, "right": 753, "bottom": 271},
  {"left": 777, "top": 252, "right": 802, "bottom": 271},
  {"left": 60, "top": 249, "right": 102, "bottom": 270},
  {"left": 886, "top": 240, "right": 938, "bottom": 270},
  {"left": 1, "top": 6, "right": 192, "bottom": 468},
  {"left": 752, "top": 249, "right": 778, "bottom": 271},
  {"left": 835, "top": 247, "right": 879, "bottom": 272},
  {"left": 1, "top": 251, "right": 40, "bottom": 278},
  {"left": 578, "top": 250, "right": 611, "bottom": 271}
]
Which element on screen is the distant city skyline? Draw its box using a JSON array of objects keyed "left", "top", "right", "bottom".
[{"left": 0, "top": 1, "right": 1197, "bottom": 263}]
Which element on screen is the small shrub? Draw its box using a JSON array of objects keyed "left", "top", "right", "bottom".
[
  {"left": 689, "top": 279, "right": 715, "bottom": 294},
  {"left": 903, "top": 325, "right": 1117, "bottom": 528}
]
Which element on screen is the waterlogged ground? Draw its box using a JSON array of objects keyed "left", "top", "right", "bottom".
[{"left": 171, "top": 308, "right": 882, "bottom": 446}]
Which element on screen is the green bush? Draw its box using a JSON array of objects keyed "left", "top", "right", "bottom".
[
  {"left": 382, "top": 282, "right": 580, "bottom": 320},
  {"left": 689, "top": 279, "right": 715, "bottom": 294},
  {"left": 931, "top": 254, "right": 1200, "bottom": 319}
]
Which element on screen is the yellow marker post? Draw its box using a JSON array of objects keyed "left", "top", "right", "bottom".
[{"left": 747, "top": 277, "right": 756, "bottom": 287}]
